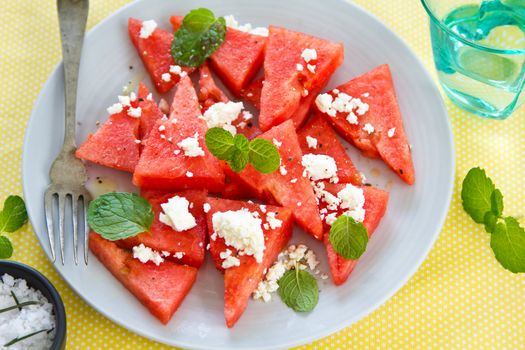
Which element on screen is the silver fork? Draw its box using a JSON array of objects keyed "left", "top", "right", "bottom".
[{"left": 45, "top": 0, "right": 90, "bottom": 265}]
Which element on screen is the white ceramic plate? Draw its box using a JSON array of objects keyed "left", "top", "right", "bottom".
[{"left": 22, "top": 0, "right": 454, "bottom": 348}]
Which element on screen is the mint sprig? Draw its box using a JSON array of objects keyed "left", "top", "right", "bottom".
[
  {"left": 329, "top": 215, "right": 369, "bottom": 260},
  {"left": 205, "top": 127, "right": 280, "bottom": 173},
  {"left": 278, "top": 267, "right": 319, "bottom": 312},
  {"left": 171, "top": 8, "right": 227, "bottom": 67},
  {"left": 87, "top": 192, "right": 154, "bottom": 241},
  {"left": 0, "top": 195, "right": 28, "bottom": 259},
  {"left": 461, "top": 167, "right": 525, "bottom": 273}
]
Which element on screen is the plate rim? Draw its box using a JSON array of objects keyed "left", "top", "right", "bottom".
[{"left": 22, "top": 0, "right": 455, "bottom": 349}]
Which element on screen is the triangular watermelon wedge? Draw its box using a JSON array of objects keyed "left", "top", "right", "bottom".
[
  {"left": 137, "top": 82, "right": 163, "bottom": 141},
  {"left": 204, "top": 197, "right": 293, "bottom": 327},
  {"left": 298, "top": 115, "right": 363, "bottom": 185},
  {"left": 133, "top": 76, "right": 225, "bottom": 191},
  {"left": 319, "top": 183, "right": 389, "bottom": 285},
  {"left": 128, "top": 18, "right": 193, "bottom": 93},
  {"left": 259, "top": 26, "right": 344, "bottom": 131},
  {"left": 228, "top": 120, "right": 324, "bottom": 240},
  {"left": 75, "top": 100, "right": 141, "bottom": 173},
  {"left": 315, "top": 64, "right": 415, "bottom": 185},
  {"left": 116, "top": 189, "right": 208, "bottom": 268},
  {"left": 89, "top": 232, "right": 197, "bottom": 324},
  {"left": 170, "top": 16, "right": 267, "bottom": 97}
]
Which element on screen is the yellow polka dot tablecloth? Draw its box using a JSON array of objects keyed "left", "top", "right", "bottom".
[{"left": 1, "top": 0, "right": 524, "bottom": 349}]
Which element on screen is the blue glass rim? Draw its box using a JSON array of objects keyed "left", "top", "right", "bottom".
[{"left": 420, "top": 0, "right": 525, "bottom": 55}]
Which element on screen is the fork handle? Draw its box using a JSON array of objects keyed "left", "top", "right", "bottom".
[{"left": 57, "top": 0, "right": 89, "bottom": 151}]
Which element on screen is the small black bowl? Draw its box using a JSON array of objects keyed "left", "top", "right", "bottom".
[{"left": 0, "top": 261, "right": 66, "bottom": 350}]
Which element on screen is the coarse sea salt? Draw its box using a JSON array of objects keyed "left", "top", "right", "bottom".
[{"left": 0, "top": 274, "right": 56, "bottom": 350}]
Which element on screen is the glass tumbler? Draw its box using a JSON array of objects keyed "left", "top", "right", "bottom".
[{"left": 421, "top": 0, "right": 525, "bottom": 119}]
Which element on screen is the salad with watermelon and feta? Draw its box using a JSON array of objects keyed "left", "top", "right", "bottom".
[{"left": 77, "top": 8, "right": 414, "bottom": 328}]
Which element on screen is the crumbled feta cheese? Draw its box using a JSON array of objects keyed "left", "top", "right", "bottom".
[
  {"left": 296, "top": 63, "right": 304, "bottom": 71},
  {"left": 301, "top": 154, "right": 338, "bottom": 181},
  {"left": 169, "top": 65, "right": 182, "bottom": 75},
  {"left": 279, "top": 166, "right": 288, "bottom": 176},
  {"left": 316, "top": 91, "right": 369, "bottom": 123},
  {"left": 139, "top": 20, "right": 157, "bottom": 39},
  {"left": 159, "top": 195, "right": 197, "bottom": 232},
  {"left": 177, "top": 133, "right": 205, "bottom": 157},
  {"left": 127, "top": 107, "right": 142, "bottom": 118},
  {"left": 297, "top": 201, "right": 302, "bottom": 206},
  {"left": 186, "top": 171, "right": 193, "bottom": 177},
  {"left": 158, "top": 124, "right": 166, "bottom": 132},
  {"left": 363, "top": 123, "right": 375, "bottom": 134},
  {"left": 360, "top": 172, "right": 367, "bottom": 183},
  {"left": 223, "top": 15, "right": 269, "bottom": 36},
  {"left": 242, "top": 111, "right": 253, "bottom": 121},
  {"left": 134, "top": 139, "right": 141, "bottom": 144},
  {"left": 212, "top": 210, "right": 265, "bottom": 262},
  {"left": 237, "top": 122, "right": 247, "bottom": 129},
  {"left": 146, "top": 93, "right": 153, "bottom": 101},
  {"left": 387, "top": 127, "right": 396, "bottom": 138},
  {"left": 173, "top": 252, "right": 185, "bottom": 259},
  {"left": 203, "top": 203, "right": 211, "bottom": 213},
  {"left": 315, "top": 93, "right": 335, "bottom": 116},
  {"left": 132, "top": 244, "right": 164, "bottom": 266},
  {"left": 107, "top": 103, "right": 123, "bottom": 115},
  {"left": 325, "top": 212, "right": 338, "bottom": 225},
  {"left": 337, "top": 184, "right": 366, "bottom": 222},
  {"left": 306, "top": 135, "right": 318, "bottom": 149},
  {"left": 361, "top": 92, "right": 370, "bottom": 98},
  {"left": 161, "top": 73, "right": 171, "bottom": 82},
  {"left": 160, "top": 134, "right": 166, "bottom": 139},
  {"left": 272, "top": 138, "right": 282, "bottom": 148},
  {"left": 259, "top": 205, "right": 267, "bottom": 213},
  {"left": 333, "top": 88, "right": 340, "bottom": 94},
  {"left": 202, "top": 101, "right": 243, "bottom": 135},
  {"left": 180, "top": 71, "right": 188, "bottom": 78},
  {"left": 346, "top": 111, "right": 358, "bottom": 125},
  {"left": 118, "top": 95, "right": 131, "bottom": 107},
  {"left": 266, "top": 212, "right": 282, "bottom": 230},
  {"left": 302, "top": 89, "right": 309, "bottom": 97},
  {"left": 174, "top": 149, "right": 181, "bottom": 155},
  {"left": 161, "top": 251, "right": 170, "bottom": 257},
  {"left": 307, "top": 64, "right": 316, "bottom": 74},
  {"left": 290, "top": 178, "right": 298, "bottom": 184},
  {"left": 301, "top": 48, "right": 317, "bottom": 63}
]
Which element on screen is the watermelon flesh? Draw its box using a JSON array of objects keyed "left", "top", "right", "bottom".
[
  {"left": 75, "top": 102, "right": 141, "bottom": 173},
  {"left": 89, "top": 232, "right": 197, "bottom": 324},
  {"left": 204, "top": 197, "right": 293, "bottom": 327},
  {"left": 316, "top": 64, "right": 415, "bottom": 185},
  {"left": 133, "top": 76, "right": 225, "bottom": 191},
  {"left": 117, "top": 190, "right": 208, "bottom": 268},
  {"left": 137, "top": 82, "right": 164, "bottom": 141},
  {"left": 170, "top": 16, "right": 267, "bottom": 97},
  {"left": 259, "top": 26, "right": 344, "bottom": 131},
  {"left": 239, "top": 77, "right": 263, "bottom": 109},
  {"left": 128, "top": 18, "right": 193, "bottom": 93},
  {"left": 228, "top": 120, "right": 324, "bottom": 240},
  {"left": 319, "top": 183, "right": 389, "bottom": 285},
  {"left": 298, "top": 115, "right": 362, "bottom": 185}
]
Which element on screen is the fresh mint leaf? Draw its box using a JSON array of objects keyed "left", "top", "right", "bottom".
[
  {"left": 228, "top": 149, "right": 249, "bottom": 172},
  {"left": 461, "top": 167, "right": 495, "bottom": 223},
  {"left": 205, "top": 127, "right": 235, "bottom": 160},
  {"left": 278, "top": 268, "right": 318, "bottom": 312},
  {"left": 0, "top": 236, "right": 13, "bottom": 259},
  {"left": 329, "top": 215, "right": 368, "bottom": 260},
  {"left": 87, "top": 192, "right": 153, "bottom": 241},
  {"left": 0, "top": 195, "right": 28, "bottom": 233},
  {"left": 484, "top": 211, "right": 498, "bottom": 234},
  {"left": 491, "top": 189, "right": 503, "bottom": 217},
  {"left": 248, "top": 138, "right": 280, "bottom": 174},
  {"left": 490, "top": 217, "right": 525, "bottom": 273},
  {"left": 171, "top": 8, "right": 226, "bottom": 67},
  {"left": 233, "top": 134, "right": 249, "bottom": 153}
]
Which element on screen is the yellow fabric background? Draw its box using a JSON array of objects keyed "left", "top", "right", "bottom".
[{"left": 1, "top": 0, "right": 524, "bottom": 348}]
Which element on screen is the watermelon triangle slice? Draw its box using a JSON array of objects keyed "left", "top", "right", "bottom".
[
  {"left": 75, "top": 101, "right": 141, "bottom": 173},
  {"left": 319, "top": 183, "right": 389, "bottom": 285},
  {"left": 116, "top": 189, "right": 208, "bottom": 268},
  {"left": 258, "top": 26, "right": 344, "bottom": 131},
  {"left": 128, "top": 18, "right": 193, "bottom": 93},
  {"left": 228, "top": 119, "right": 324, "bottom": 240},
  {"left": 137, "top": 82, "right": 163, "bottom": 141},
  {"left": 170, "top": 16, "right": 267, "bottom": 97},
  {"left": 298, "top": 115, "right": 363, "bottom": 185},
  {"left": 204, "top": 197, "right": 293, "bottom": 327},
  {"left": 315, "top": 64, "right": 415, "bottom": 185},
  {"left": 133, "top": 76, "right": 225, "bottom": 191},
  {"left": 89, "top": 232, "right": 197, "bottom": 324}
]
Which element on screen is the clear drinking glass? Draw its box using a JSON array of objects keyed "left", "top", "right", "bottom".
[{"left": 421, "top": 0, "right": 525, "bottom": 119}]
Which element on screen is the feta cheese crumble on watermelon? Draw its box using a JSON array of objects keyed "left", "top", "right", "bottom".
[
  {"left": 314, "top": 64, "right": 415, "bottom": 185},
  {"left": 205, "top": 198, "right": 293, "bottom": 327}
]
